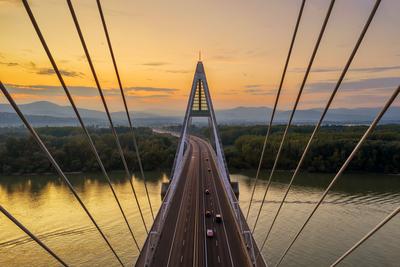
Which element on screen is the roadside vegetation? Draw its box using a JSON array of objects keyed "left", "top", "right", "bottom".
[
  {"left": 218, "top": 124, "right": 400, "bottom": 174},
  {"left": 168, "top": 124, "right": 400, "bottom": 174},
  {"left": 1, "top": 125, "right": 399, "bottom": 175},
  {"left": 0, "top": 127, "right": 176, "bottom": 175}
]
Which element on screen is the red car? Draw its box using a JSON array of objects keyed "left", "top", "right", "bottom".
[{"left": 206, "top": 229, "right": 214, "bottom": 238}]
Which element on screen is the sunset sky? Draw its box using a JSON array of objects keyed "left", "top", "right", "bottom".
[{"left": 0, "top": 0, "right": 399, "bottom": 114}]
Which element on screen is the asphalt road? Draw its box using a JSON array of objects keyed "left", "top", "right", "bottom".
[{"left": 137, "top": 136, "right": 256, "bottom": 267}]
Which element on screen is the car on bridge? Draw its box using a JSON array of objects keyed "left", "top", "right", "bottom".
[
  {"left": 204, "top": 189, "right": 210, "bottom": 195},
  {"left": 205, "top": 210, "right": 212, "bottom": 217},
  {"left": 206, "top": 229, "right": 214, "bottom": 238},
  {"left": 215, "top": 214, "right": 222, "bottom": 223}
]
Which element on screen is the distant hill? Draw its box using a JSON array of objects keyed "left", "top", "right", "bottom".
[
  {"left": 0, "top": 101, "right": 399, "bottom": 127},
  {"left": 216, "top": 106, "right": 400, "bottom": 124}
]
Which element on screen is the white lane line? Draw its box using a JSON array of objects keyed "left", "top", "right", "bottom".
[
  {"left": 166, "top": 150, "right": 195, "bottom": 267},
  {"left": 205, "top": 142, "right": 235, "bottom": 267},
  {"left": 200, "top": 145, "right": 208, "bottom": 267}
]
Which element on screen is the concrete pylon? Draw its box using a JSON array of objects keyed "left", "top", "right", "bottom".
[{"left": 171, "top": 61, "right": 231, "bottom": 186}]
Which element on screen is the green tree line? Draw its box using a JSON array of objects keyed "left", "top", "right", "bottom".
[
  {"left": 1, "top": 125, "right": 399, "bottom": 175},
  {"left": 217, "top": 124, "right": 400, "bottom": 173},
  {"left": 0, "top": 127, "right": 176, "bottom": 175}
]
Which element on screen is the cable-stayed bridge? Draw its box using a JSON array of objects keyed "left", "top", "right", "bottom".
[
  {"left": 135, "top": 61, "right": 265, "bottom": 267},
  {"left": 0, "top": 0, "right": 399, "bottom": 266}
]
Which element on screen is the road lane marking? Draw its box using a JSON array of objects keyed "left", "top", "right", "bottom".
[
  {"left": 203, "top": 140, "right": 235, "bottom": 267},
  {"left": 166, "top": 146, "right": 195, "bottom": 267}
]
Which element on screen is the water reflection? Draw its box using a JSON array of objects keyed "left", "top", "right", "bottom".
[
  {"left": 0, "top": 171, "right": 166, "bottom": 196},
  {"left": 233, "top": 171, "right": 400, "bottom": 267},
  {"left": 0, "top": 171, "right": 399, "bottom": 266}
]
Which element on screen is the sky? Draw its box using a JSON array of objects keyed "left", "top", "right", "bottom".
[{"left": 0, "top": 0, "right": 399, "bottom": 115}]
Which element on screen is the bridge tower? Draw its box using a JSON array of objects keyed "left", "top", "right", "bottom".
[
  {"left": 171, "top": 60, "right": 231, "bottom": 185},
  {"left": 138, "top": 61, "right": 264, "bottom": 267}
]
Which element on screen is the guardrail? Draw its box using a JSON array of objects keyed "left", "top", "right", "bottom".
[
  {"left": 205, "top": 141, "right": 266, "bottom": 267},
  {"left": 142, "top": 139, "right": 190, "bottom": 266}
]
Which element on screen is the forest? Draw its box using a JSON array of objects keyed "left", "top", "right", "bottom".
[
  {"left": 0, "top": 124, "right": 399, "bottom": 175},
  {"left": 0, "top": 127, "right": 176, "bottom": 175},
  {"left": 217, "top": 124, "right": 400, "bottom": 174}
]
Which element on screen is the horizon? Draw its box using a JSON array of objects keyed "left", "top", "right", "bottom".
[
  {"left": 1, "top": 99, "right": 400, "bottom": 115},
  {"left": 1, "top": 0, "right": 399, "bottom": 114}
]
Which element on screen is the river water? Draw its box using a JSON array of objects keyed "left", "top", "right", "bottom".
[{"left": 0, "top": 171, "right": 399, "bottom": 266}]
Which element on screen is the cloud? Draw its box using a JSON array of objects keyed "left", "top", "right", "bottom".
[
  {"left": 350, "top": 65, "right": 400, "bottom": 73},
  {"left": 290, "top": 65, "right": 400, "bottom": 74},
  {"left": 4, "top": 84, "right": 178, "bottom": 98},
  {"left": 0, "top": 0, "right": 20, "bottom": 4},
  {"left": 243, "top": 87, "right": 275, "bottom": 96},
  {"left": 36, "top": 68, "right": 84, "bottom": 78},
  {"left": 125, "top": 86, "right": 178, "bottom": 94},
  {"left": 165, "top": 69, "right": 190, "bottom": 74},
  {"left": 142, "top": 62, "right": 169, "bottom": 66},
  {"left": 306, "top": 76, "right": 400, "bottom": 92},
  {"left": 211, "top": 55, "right": 236, "bottom": 62},
  {"left": 125, "top": 93, "right": 171, "bottom": 99},
  {"left": 4, "top": 84, "right": 99, "bottom": 97},
  {"left": 241, "top": 84, "right": 276, "bottom": 95},
  {"left": 244, "top": 84, "right": 263, "bottom": 88},
  {"left": 0, "top": 58, "right": 84, "bottom": 78},
  {"left": 0, "top": 61, "right": 19, "bottom": 67}
]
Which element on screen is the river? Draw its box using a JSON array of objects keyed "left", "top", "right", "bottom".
[{"left": 0, "top": 171, "right": 399, "bottom": 266}]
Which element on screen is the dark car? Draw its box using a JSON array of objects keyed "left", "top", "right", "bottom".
[
  {"left": 205, "top": 189, "right": 210, "bottom": 195},
  {"left": 215, "top": 214, "right": 222, "bottom": 223},
  {"left": 205, "top": 210, "right": 212, "bottom": 217}
]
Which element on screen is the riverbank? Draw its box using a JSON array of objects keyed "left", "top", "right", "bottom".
[{"left": 1, "top": 125, "right": 399, "bottom": 175}]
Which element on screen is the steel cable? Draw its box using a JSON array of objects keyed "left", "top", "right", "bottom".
[
  {"left": 330, "top": 205, "right": 400, "bottom": 267},
  {"left": 0, "top": 81, "right": 124, "bottom": 267},
  {"left": 21, "top": 0, "right": 140, "bottom": 252},
  {"left": 275, "top": 84, "right": 397, "bottom": 267},
  {"left": 260, "top": 0, "right": 382, "bottom": 263},
  {"left": 96, "top": 0, "right": 154, "bottom": 220},
  {"left": 66, "top": 0, "right": 149, "bottom": 234},
  {"left": 0, "top": 205, "right": 69, "bottom": 267},
  {"left": 245, "top": 0, "right": 306, "bottom": 221},
  {"left": 255, "top": 0, "right": 336, "bottom": 252},
  {"left": 251, "top": 0, "right": 332, "bottom": 234}
]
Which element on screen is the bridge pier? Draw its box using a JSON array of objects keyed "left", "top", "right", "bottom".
[
  {"left": 231, "top": 181, "right": 239, "bottom": 199},
  {"left": 161, "top": 182, "right": 169, "bottom": 199}
]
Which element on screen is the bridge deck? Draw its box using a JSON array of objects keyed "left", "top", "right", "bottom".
[{"left": 136, "top": 136, "right": 264, "bottom": 266}]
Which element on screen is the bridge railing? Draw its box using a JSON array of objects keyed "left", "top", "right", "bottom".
[
  {"left": 141, "top": 139, "right": 190, "bottom": 266},
  {"left": 205, "top": 142, "right": 266, "bottom": 266}
]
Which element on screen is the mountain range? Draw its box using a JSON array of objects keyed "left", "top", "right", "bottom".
[{"left": 0, "top": 101, "right": 399, "bottom": 127}]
